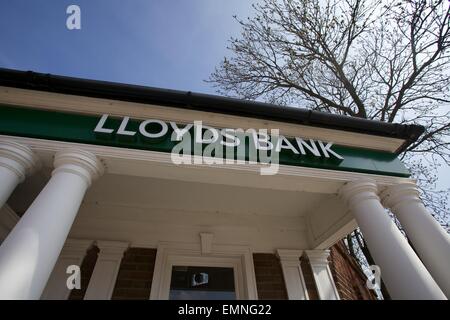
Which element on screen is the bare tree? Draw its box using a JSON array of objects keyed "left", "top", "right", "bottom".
[{"left": 209, "top": 0, "right": 450, "bottom": 298}]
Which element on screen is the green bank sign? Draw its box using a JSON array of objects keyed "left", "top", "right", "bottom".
[{"left": 0, "top": 105, "right": 410, "bottom": 177}]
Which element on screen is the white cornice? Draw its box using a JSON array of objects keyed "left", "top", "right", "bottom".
[
  {"left": 0, "top": 86, "right": 405, "bottom": 152},
  {"left": 0, "top": 135, "right": 414, "bottom": 195}
]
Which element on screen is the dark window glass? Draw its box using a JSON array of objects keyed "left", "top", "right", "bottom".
[{"left": 169, "top": 266, "right": 236, "bottom": 300}]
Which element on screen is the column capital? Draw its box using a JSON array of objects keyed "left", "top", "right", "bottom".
[
  {"left": 276, "top": 249, "right": 304, "bottom": 262},
  {"left": 53, "top": 148, "right": 105, "bottom": 186},
  {"left": 339, "top": 179, "right": 379, "bottom": 208},
  {"left": 96, "top": 240, "right": 129, "bottom": 259},
  {"left": 60, "top": 239, "right": 94, "bottom": 259},
  {"left": 305, "top": 250, "right": 331, "bottom": 266},
  {"left": 0, "top": 140, "right": 39, "bottom": 181},
  {"left": 380, "top": 183, "right": 421, "bottom": 210}
]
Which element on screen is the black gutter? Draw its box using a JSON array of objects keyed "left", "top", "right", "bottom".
[{"left": 0, "top": 68, "right": 424, "bottom": 153}]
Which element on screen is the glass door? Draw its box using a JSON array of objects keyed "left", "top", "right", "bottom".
[{"left": 169, "top": 266, "right": 236, "bottom": 300}]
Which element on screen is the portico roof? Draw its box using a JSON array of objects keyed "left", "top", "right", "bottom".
[{"left": 0, "top": 68, "right": 424, "bottom": 153}]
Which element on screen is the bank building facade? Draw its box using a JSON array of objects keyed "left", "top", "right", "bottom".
[{"left": 0, "top": 68, "right": 448, "bottom": 300}]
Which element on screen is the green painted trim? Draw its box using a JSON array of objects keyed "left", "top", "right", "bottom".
[{"left": 0, "top": 105, "right": 410, "bottom": 177}]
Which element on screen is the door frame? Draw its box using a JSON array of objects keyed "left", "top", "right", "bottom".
[{"left": 149, "top": 241, "right": 258, "bottom": 300}]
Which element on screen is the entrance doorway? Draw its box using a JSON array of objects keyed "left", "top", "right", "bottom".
[{"left": 149, "top": 242, "right": 258, "bottom": 300}]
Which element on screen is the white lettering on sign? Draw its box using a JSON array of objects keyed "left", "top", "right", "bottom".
[
  {"left": 93, "top": 114, "right": 344, "bottom": 162},
  {"left": 139, "top": 119, "right": 168, "bottom": 138}
]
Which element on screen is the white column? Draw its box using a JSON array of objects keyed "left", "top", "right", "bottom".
[
  {"left": 340, "top": 179, "right": 446, "bottom": 300},
  {"left": 305, "top": 250, "right": 340, "bottom": 300},
  {"left": 84, "top": 240, "right": 128, "bottom": 300},
  {"left": 41, "top": 239, "right": 93, "bottom": 300},
  {"left": 381, "top": 183, "right": 450, "bottom": 298},
  {"left": 0, "top": 148, "right": 104, "bottom": 300},
  {"left": 276, "top": 249, "right": 309, "bottom": 300},
  {"left": 0, "top": 141, "right": 38, "bottom": 208}
]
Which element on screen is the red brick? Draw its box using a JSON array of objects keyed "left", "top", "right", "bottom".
[
  {"left": 111, "top": 248, "right": 157, "bottom": 300},
  {"left": 328, "top": 241, "right": 377, "bottom": 300},
  {"left": 253, "top": 253, "right": 288, "bottom": 300}
]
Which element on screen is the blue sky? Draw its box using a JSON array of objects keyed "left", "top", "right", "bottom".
[
  {"left": 0, "top": 0, "right": 254, "bottom": 92},
  {"left": 0, "top": 1, "right": 449, "bottom": 192}
]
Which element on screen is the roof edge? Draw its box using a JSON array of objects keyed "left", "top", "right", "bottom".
[{"left": 0, "top": 68, "right": 425, "bottom": 153}]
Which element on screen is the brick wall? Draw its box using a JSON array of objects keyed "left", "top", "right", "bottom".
[
  {"left": 111, "top": 248, "right": 157, "bottom": 300},
  {"left": 253, "top": 244, "right": 375, "bottom": 301},
  {"left": 328, "top": 241, "right": 376, "bottom": 300},
  {"left": 66, "top": 243, "right": 374, "bottom": 300},
  {"left": 252, "top": 253, "right": 288, "bottom": 299},
  {"left": 68, "top": 245, "right": 99, "bottom": 300}
]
